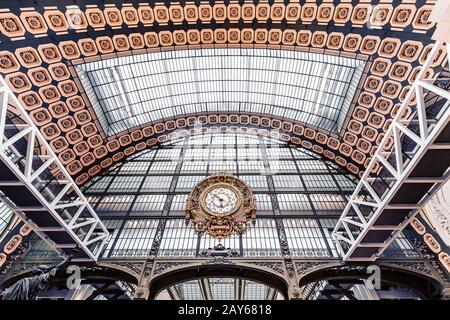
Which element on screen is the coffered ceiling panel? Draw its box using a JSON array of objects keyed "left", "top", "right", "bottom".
[{"left": 0, "top": 0, "right": 443, "bottom": 185}]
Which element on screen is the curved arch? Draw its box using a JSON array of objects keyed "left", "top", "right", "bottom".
[
  {"left": 75, "top": 115, "right": 362, "bottom": 186},
  {"left": 1, "top": 263, "right": 139, "bottom": 290},
  {"left": 148, "top": 263, "right": 289, "bottom": 300},
  {"left": 0, "top": 2, "right": 439, "bottom": 186},
  {"left": 298, "top": 264, "right": 443, "bottom": 299}
]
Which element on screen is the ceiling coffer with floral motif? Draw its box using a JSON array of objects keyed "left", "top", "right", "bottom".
[{"left": 0, "top": 1, "right": 442, "bottom": 185}]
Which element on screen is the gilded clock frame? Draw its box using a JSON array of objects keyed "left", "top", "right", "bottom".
[{"left": 185, "top": 172, "right": 256, "bottom": 239}]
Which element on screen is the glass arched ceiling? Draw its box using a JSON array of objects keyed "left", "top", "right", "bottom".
[
  {"left": 77, "top": 48, "right": 366, "bottom": 136},
  {"left": 155, "top": 277, "right": 283, "bottom": 300},
  {"left": 80, "top": 132, "right": 416, "bottom": 261},
  {"left": 0, "top": 202, "right": 14, "bottom": 240}
]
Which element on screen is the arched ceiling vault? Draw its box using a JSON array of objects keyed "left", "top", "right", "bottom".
[{"left": 0, "top": 0, "right": 445, "bottom": 185}]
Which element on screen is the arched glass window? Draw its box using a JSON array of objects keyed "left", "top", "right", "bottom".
[
  {"left": 11, "top": 129, "right": 418, "bottom": 281},
  {"left": 155, "top": 277, "right": 283, "bottom": 300},
  {"left": 0, "top": 202, "right": 14, "bottom": 240},
  {"left": 79, "top": 132, "right": 417, "bottom": 259}
]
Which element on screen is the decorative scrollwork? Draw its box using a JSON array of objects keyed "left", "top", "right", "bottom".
[
  {"left": 388, "top": 261, "right": 432, "bottom": 275},
  {"left": 153, "top": 262, "right": 191, "bottom": 275},
  {"left": 250, "top": 262, "right": 285, "bottom": 275},
  {"left": 295, "top": 261, "right": 334, "bottom": 275},
  {"left": 104, "top": 262, "right": 143, "bottom": 276},
  {"left": 185, "top": 172, "right": 256, "bottom": 239}
]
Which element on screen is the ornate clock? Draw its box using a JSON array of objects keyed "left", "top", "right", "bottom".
[{"left": 185, "top": 172, "right": 256, "bottom": 239}]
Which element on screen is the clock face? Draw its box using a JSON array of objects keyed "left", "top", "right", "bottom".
[{"left": 204, "top": 186, "right": 239, "bottom": 216}]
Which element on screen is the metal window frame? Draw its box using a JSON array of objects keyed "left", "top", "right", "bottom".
[
  {"left": 77, "top": 48, "right": 366, "bottom": 135},
  {"left": 81, "top": 132, "right": 363, "bottom": 258}
]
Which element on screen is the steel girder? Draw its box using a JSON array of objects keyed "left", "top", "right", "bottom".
[
  {"left": 332, "top": 41, "right": 450, "bottom": 261},
  {"left": 0, "top": 75, "right": 109, "bottom": 262}
]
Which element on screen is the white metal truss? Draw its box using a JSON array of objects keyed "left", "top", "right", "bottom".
[
  {"left": 332, "top": 40, "right": 450, "bottom": 261},
  {"left": 0, "top": 75, "right": 109, "bottom": 262}
]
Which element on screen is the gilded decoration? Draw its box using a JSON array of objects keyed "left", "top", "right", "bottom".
[{"left": 185, "top": 172, "right": 256, "bottom": 239}]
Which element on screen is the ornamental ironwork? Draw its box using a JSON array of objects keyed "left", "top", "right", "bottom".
[{"left": 185, "top": 172, "right": 256, "bottom": 239}]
